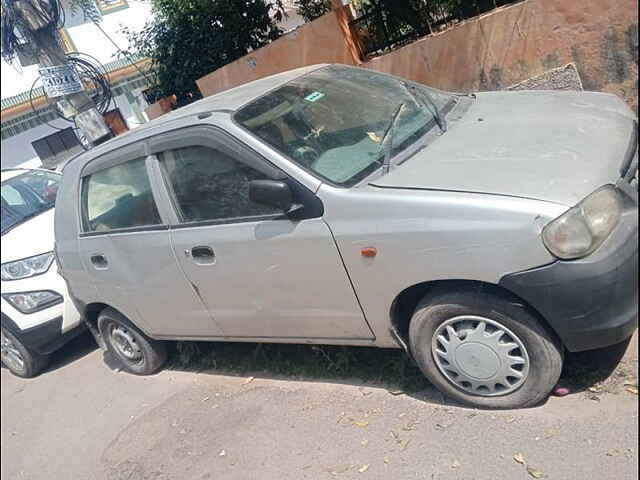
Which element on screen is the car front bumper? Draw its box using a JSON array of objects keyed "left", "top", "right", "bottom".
[{"left": 500, "top": 200, "right": 638, "bottom": 353}]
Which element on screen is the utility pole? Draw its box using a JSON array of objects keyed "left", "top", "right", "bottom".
[{"left": 11, "top": 0, "right": 112, "bottom": 146}]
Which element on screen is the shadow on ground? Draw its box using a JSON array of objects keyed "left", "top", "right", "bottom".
[
  {"left": 152, "top": 335, "right": 637, "bottom": 406},
  {"left": 45, "top": 331, "right": 98, "bottom": 373}
]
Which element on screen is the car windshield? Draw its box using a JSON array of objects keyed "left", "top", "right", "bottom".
[
  {"left": 235, "top": 65, "right": 454, "bottom": 187},
  {"left": 1, "top": 170, "right": 60, "bottom": 234}
]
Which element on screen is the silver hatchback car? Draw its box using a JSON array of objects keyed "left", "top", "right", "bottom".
[{"left": 55, "top": 65, "right": 638, "bottom": 408}]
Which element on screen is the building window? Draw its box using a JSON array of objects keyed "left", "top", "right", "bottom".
[
  {"left": 31, "top": 128, "right": 83, "bottom": 168},
  {"left": 95, "top": 0, "right": 129, "bottom": 14}
]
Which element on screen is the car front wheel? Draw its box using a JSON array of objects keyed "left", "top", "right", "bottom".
[
  {"left": 98, "top": 308, "right": 167, "bottom": 376},
  {"left": 1, "top": 327, "right": 49, "bottom": 378},
  {"left": 409, "top": 286, "right": 563, "bottom": 409}
]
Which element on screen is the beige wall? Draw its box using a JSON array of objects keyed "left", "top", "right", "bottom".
[
  {"left": 364, "top": 0, "right": 638, "bottom": 110},
  {"left": 196, "top": 0, "right": 638, "bottom": 110},
  {"left": 197, "top": 10, "right": 359, "bottom": 98}
]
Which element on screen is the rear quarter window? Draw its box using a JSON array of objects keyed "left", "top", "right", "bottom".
[{"left": 82, "top": 158, "right": 162, "bottom": 233}]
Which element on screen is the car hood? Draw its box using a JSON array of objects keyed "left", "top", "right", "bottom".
[
  {"left": 1, "top": 208, "right": 55, "bottom": 264},
  {"left": 371, "top": 91, "right": 636, "bottom": 206}
]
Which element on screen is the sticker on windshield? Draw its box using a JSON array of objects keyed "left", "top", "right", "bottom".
[{"left": 304, "top": 91, "right": 325, "bottom": 103}]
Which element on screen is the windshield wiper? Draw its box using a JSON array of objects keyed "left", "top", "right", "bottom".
[
  {"left": 380, "top": 102, "right": 406, "bottom": 174},
  {"left": 401, "top": 81, "right": 447, "bottom": 134}
]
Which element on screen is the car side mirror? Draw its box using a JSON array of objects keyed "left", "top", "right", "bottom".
[{"left": 250, "top": 179, "right": 299, "bottom": 213}]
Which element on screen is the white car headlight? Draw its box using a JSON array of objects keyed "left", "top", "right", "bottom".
[
  {"left": 2, "top": 290, "right": 63, "bottom": 314},
  {"left": 1, "top": 252, "right": 55, "bottom": 281},
  {"left": 542, "top": 185, "right": 623, "bottom": 260}
]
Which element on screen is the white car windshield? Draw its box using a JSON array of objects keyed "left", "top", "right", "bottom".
[
  {"left": 235, "top": 65, "right": 454, "bottom": 187},
  {"left": 1, "top": 170, "right": 60, "bottom": 234}
]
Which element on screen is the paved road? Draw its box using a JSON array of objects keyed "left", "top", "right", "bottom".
[{"left": 1, "top": 333, "right": 638, "bottom": 480}]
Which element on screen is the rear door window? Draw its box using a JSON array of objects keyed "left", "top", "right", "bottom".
[{"left": 82, "top": 158, "right": 162, "bottom": 232}]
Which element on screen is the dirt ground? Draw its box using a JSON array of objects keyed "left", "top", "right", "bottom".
[{"left": 1, "top": 333, "right": 638, "bottom": 480}]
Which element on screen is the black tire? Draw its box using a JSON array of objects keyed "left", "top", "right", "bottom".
[
  {"left": 97, "top": 308, "right": 167, "bottom": 375},
  {"left": 1, "top": 327, "right": 49, "bottom": 378},
  {"left": 408, "top": 286, "right": 563, "bottom": 409}
]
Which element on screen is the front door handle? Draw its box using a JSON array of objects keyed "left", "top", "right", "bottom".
[
  {"left": 190, "top": 246, "right": 215, "bottom": 265},
  {"left": 90, "top": 254, "right": 108, "bottom": 269}
]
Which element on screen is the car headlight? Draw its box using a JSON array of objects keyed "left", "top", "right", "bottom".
[
  {"left": 2, "top": 290, "right": 63, "bottom": 314},
  {"left": 1, "top": 252, "right": 55, "bottom": 281},
  {"left": 542, "top": 185, "right": 623, "bottom": 260}
]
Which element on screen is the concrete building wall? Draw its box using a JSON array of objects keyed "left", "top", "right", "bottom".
[
  {"left": 1, "top": 90, "right": 146, "bottom": 169},
  {"left": 364, "top": 0, "right": 639, "bottom": 111},
  {"left": 196, "top": 0, "right": 638, "bottom": 111},
  {"left": 197, "top": 10, "right": 360, "bottom": 98}
]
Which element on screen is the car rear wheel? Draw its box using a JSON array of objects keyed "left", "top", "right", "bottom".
[
  {"left": 98, "top": 308, "right": 167, "bottom": 375},
  {"left": 409, "top": 286, "right": 563, "bottom": 409},
  {"left": 1, "top": 327, "right": 49, "bottom": 378}
]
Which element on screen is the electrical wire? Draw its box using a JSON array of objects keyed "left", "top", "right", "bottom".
[
  {"left": 28, "top": 52, "right": 113, "bottom": 123},
  {"left": 1, "top": 0, "right": 66, "bottom": 63}
]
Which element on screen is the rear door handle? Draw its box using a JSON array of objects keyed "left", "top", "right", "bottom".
[
  {"left": 90, "top": 254, "right": 108, "bottom": 269},
  {"left": 190, "top": 246, "right": 215, "bottom": 265}
]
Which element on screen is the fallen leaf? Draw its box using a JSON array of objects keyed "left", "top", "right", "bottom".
[
  {"left": 242, "top": 377, "right": 255, "bottom": 385},
  {"left": 401, "top": 439, "right": 411, "bottom": 451},
  {"left": 506, "top": 416, "right": 517, "bottom": 424},
  {"left": 513, "top": 453, "right": 526, "bottom": 465},
  {"left": 383, "top": 457, "right": 390, "bottom": 464},
  {"left": 358, "top": 465, "right": 370, "bottom": 473},
  {"left": 527, "top": 466, "right": 546, "bottom": 478},
  {"left": 353, "top": 421, "right": 369, "bottom": 428},
  {"left": 606, "top": 449, "right": 620, "bottom": 457},
  {"left": 388, "top": 389, "right": 404, "bottom": 396},
  {"left": 390, "top": 431, "right": 401, "bottom": 443},
  {"left": 402, "top": 420, "right": 419, "bottom": 431},
  {"left": 451, "top": 460, "right": 461, "bottom": 469},
  {"left": 588, "top": 386, "right": 602, "bottom": 393},
  {"left": 435, "top": 423, "right": 449, "bottom": 431},
  {"left": 201, "top": 396, "right": 210, "bottom": 403},
  {"left": 361, "top": 440, "right": 369, "bottom": 447},
  {"left": 623, "top": 379, "right": 638, "bottom": 387},
  {"left": 219, "top": 450, "right": 226, "bottom": 457},
  {"left": 329, "top": 465, "right": 352, "bottom": 475},
  {"left": 626, "top": 386, "right": 639, "bottom": 395}
]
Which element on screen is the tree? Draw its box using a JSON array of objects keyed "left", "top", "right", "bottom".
[
  {"left": 294, "top": 0, "right": 332, "bottom": 23},
  {"left": 122, "top": 0, "right": 286, "bottom": 105}
]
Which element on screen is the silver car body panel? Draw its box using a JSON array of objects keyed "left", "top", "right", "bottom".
[
  {"left": 318, "top": 184, "right": 564, "bottom": 346},
  {"left": 372, "top": 91, "right": 636, "bottom": 206},
  {"left": 54, "top": 65, "right": 636, "bottom": 349}
]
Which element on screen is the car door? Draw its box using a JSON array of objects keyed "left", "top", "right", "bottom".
[
  {"left": 78, "top": 147, "right": 223, "bottom": 338},
  {"left": 151, "top": 127, "right": 374, "bottom": 340}
]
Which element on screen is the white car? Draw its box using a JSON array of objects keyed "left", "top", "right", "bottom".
[{"left": 1, "top": 168, "right": 83, "bottom": 377}]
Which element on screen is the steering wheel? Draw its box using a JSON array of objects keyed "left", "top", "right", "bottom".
[{"left": 293, "top": 146, "right": 320, "bottom": 166}]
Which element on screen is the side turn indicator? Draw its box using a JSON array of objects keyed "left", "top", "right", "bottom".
[{"left": 361, "top": 247, "right": 378, "bottom": 258}]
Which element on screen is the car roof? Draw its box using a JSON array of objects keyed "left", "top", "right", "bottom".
[{"left": 64, "top": 64, "right": 328, "bottom": 170}]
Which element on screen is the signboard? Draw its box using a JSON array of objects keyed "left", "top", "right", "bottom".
[{"left": 38, "top": 64, "right": 84, "bottom": 98}]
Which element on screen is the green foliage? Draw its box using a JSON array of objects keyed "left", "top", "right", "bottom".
[
  {"left": 172, "top": 341, "right": 430, "bottom": 391},
  {"left": 294, "top": 0, "right": 332, "bottom": 23},
  {"left": 122, "top": 0, "right": 286, "bottom": 104}
]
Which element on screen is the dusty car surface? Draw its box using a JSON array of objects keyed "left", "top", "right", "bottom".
[{"left": 55, "top": 65, "right": 638, "bottom": 408}]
